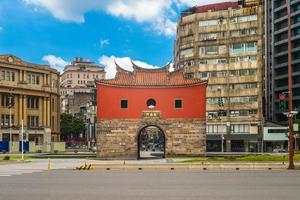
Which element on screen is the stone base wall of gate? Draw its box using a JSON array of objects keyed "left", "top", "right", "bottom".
[{"left": 96, "top": 118, "right": 206, "bottom": 159}]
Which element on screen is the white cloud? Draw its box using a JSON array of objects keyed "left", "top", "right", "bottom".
[
  {"left": 99, "top": 55, "right": 159, "bottom": 79},
  {"left": 0, "top": 26, "right": 3, "bottom": 31},
  {"left": 42, "top": 55, "right": 69, "bottom": 71},
  {"left": 100, "top": 39, "right": 110, "bottom": 48},
  {"left": 22, "top": 0, "right": 177, "bottom": 36}
]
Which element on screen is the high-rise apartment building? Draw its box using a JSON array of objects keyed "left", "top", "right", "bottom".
[
  {"left": 265, "top": 0, "right": 300, "bottom": 123},
  {"left": 174, "top": 0, "right": 263, "bottom": 152}
]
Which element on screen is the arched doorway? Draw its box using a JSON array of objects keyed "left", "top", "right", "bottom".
[{"left": 137, "top": 125, "right": 165, "bottom": 159}]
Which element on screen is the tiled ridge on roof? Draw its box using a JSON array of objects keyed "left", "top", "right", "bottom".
[{"left": 98, "top": 61, "right": 206, "bottom": 88}]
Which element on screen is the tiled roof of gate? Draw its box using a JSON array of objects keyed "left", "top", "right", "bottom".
[{"left": 97, "top": 61, "right": 206, "bottom": 88}]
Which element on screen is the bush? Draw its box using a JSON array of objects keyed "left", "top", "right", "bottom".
[
  {"left": 36, "top": 150, "right": 42, "bottom": 153},
  {"left": 74, "top": 150, "right": 78, "bottom": 154},
  {"left": 54, "top": 150, "right": 58, "bottom": 154},
  {"left": 226, "top": 156, "right": 236, "bottom": 161},
  {"left": 3, "top": 156, "right": 10, "bottom": 160}
]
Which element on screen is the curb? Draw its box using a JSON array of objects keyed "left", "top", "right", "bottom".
[{"left": 86, "top": 163, "right": 293, "bottom": 171}]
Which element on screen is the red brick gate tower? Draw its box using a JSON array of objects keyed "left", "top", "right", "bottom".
[{"left": 96, "top": 62, "right": 207, "bottom": 159}]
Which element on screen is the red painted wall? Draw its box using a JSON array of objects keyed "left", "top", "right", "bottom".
[{"left": 97, "top": 84, "right": 206, "bottom": 119}]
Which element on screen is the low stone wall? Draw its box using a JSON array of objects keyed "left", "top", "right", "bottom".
[{"left": 97, "top": 118, "right": 206, "bottom": 159}]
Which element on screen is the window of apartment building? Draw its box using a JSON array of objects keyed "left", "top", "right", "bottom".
[
  {"left": 229, "top": 83, "right": 257, "bottom": 89},
  {"left": 200, "top": 72, "right": 209, "bottom": 79},
  {"left": 230, "top": 110, "right": 257, "bottom": 117},
  {"left": 199, "top": 18, "right": 226, "bottom": 26},
  {"left": 206, "top": 124, "right": 226, "bottom": 134},
  {"left": 181, "top": 23, "right": 193, "bottom": 31},
  {"left": 231, "top": 15, "right": 257, "bottom": 23},
  {"left": 27, "top": 116, "right": 39, "bottom": 128},
  {"left": 199, "top": 58, "right": 227, "bottom": 65},
  {"left": 210, "top": 71, "right": 227, "bottom": 77},
  {"left": 78, "top": 74, "right": 80, "bottom": 78},
  {"left": 229, "top": 55, "right": 257, "bottom": 62},
  {"left": 200, "top": 46, "right": 218, "bottom": 55},
  {"left": 207, "top": 110, "right": 227, "bottom": 118},
  {"left": 199, "top": 32, "right": 226, "bottom": 41},
  {"left": 231, "top": 28, "right": 257, "bottom": 37},
  {"left": 70, "top": 74, "right": 72, "bottom": 78},
  {"left": 228, "top": 69, "right": 256, "bottom": 76},
  {"left": 185, "top": 72, "right": 194, "bottom": 79},
  {"left": 230, "top": 96, "right": 257, "bottom": 103},
  {"left": 181, "top": 35, "right": 194, "bottom": 43},
  {"left": 1, "top": 114, "right": 14, "bottom": 126},
  {"left": 87, "top": 74, "right": 89, "bottom": 79},
  {"left": 180, "top": 48, "right": 194, "bottom": 58},
  {"left": 1, "top": 94, "right": 14, "bottom": 107},
  {"left": 230, "top": 124, "right": 250, "bottom": 133},
  {"left": 67, "top": 74, "right": 69, "bottom": 78},
  {"left": 292, "top": 16, "right": 300, "bottom": 24},
  {"left": 293, "top": 28, "right": 300, "bottom": 36},
  {"left": 120, "top": 99, "right": 128, "bottom": 109},
  {"left": 230, "top": 42, "right": 257, "bottom": 54},
  {"left": 174, "top": 99, "right": 183, "bottom": 109},
  {"left": 207, "top": 97, "right": 228, "bottom": 105},
  {"left": 200, "top": 45, "right": 226, "bottom": 56},
  {"left": 27, "top": 96, "right": 39, "bottom": 109},
  {"left": 180, "top": 60, "right": 194, "bottom": 68},
  {"left": 292, "top": 4, "right": 300, "bottom": 12},
  {"left": 200, "top": 71, "right": 227, "bottom": 78},
  {"left": 27, "top": 73, "right": 40, "bottom": 84},
  {"left": 0, "top": 70, "right": 15, "bottom": 81},
  {"left": 84, "top": 74, "right": 86, "bottom": 79},
  {"left": 207, "top": 84, "right": 225, "bottom": 91}
]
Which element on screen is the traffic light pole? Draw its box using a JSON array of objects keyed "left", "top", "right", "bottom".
[{"left": 286, "top": 0, "right": 295, "bottom": 170}]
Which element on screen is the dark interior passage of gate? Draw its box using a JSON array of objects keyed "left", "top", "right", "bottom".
[{"left": 138, "top": 126, "right": 165, "bottom": 159}]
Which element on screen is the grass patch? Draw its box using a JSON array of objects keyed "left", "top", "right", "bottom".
[
  {"left": 0, "top": 155, "right": 33, "bottom": 162},
  {"left": 180, "top": 154, "right": 300, "bottom": 163}
]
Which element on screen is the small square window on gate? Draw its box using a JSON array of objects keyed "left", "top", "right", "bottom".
[
  {"left": 175, "top": 99, "right": 182, "bottom": 108},
  {"left": 120, "top": 99, "right": 128, "bottom": 109}
]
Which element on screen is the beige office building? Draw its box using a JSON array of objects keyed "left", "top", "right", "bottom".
[
  {"left": 0, "top": 54, "right": 60, "bottom": 150},
  {"left": 174, "top": 0, "right": 264, "bottom": 152}
]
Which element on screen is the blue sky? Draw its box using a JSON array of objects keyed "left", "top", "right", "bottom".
[{"left": 0, "top": 0, "right": 228, "bottom": 78}]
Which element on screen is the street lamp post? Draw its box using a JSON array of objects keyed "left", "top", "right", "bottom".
[
  {"left": 285, "top": 0, "right": 295, "bottom": 170},
  {"left": 8, "top": 90, "right": 14, "bottom": 153}
]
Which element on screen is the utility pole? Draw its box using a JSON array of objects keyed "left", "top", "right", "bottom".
[{"left": 285, "top": 0, "right": 295, "bottom": 170}]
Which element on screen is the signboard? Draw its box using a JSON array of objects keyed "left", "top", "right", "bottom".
[
  {"left": 294, "top": 123, "right": 299, "bottom": 132},
  {"left": 142, "top": 111, "right": 161, "bottom": 119}
]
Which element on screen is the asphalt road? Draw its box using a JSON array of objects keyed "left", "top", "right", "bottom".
[{"left": 0, "top": 170, "right": 300, "bottom": 200}]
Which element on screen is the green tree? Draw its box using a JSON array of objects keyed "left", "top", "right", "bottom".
[{"left": 60, "top": 113, "right": 86, "bottom": 140}]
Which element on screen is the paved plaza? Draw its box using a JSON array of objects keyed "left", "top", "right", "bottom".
[{"left": 0, "top": 160, "right": 300, "bottom": 200}]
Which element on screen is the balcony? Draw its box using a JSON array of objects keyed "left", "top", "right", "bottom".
[
  {"left": 207, "top": 102, "right": 259, "bottom": 111},
  {"left": 207, "top": 88, "right": 259, "bottom": 98},
  {"left": 208, "top": 75, "right": 258, "bottom": 85}
]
